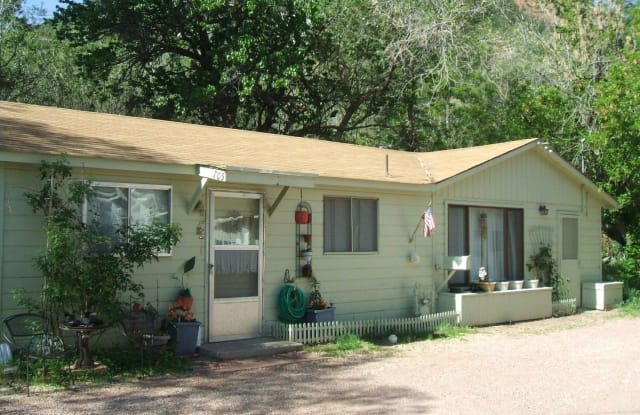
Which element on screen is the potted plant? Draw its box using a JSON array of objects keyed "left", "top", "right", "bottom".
[
  {"left": 495, "top": 279, "right": 510, "bottom": 291},
  {"left": 166, "top": 256, "right": 200, "bottom": 355},
  {"left": 166, "top": 301, "right": 200, "bottom": 356},
  {"left": 295, "top": 204, "right": 311, "bottom": 224},
  {"left": 304, "top": 278, "right": 335, "bottom": 322},
  {"left": 527, "top": 244, "right": 555, "bottom": 288},
  {"left": 172, "top": 256, "right": 196, "bottom": 311},
  {"left": 474, "top": 267, "right": 496, "bottom": 292}
]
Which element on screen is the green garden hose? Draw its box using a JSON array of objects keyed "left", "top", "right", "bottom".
[{"left": 278, "top": 284, "right": 306, "bottom": 323}]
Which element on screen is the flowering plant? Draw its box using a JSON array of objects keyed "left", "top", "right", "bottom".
[
  {"left": 308, "top": 279, "right": 330, "bottom": 310},
  {"left": 167, "top": 302, "right": 196, "bottom": 322},
  {"left": 478, "top": 266, "right": 488, "bottom": 282}
]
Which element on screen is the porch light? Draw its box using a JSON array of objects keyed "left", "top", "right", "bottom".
[{"left": 539, "top": 205, "right": 549, "bottom": 216}]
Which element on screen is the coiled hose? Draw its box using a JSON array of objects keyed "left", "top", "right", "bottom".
[{"left": 278, "top": 284, "right": 306, "bottom": 323}]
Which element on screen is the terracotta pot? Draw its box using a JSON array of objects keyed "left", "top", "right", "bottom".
[
  {"left": 476, "top": 281, "right": 496, "bottom": 292},
  {"left": 295, "top": 210, "right": 310, "bottom": 224}
]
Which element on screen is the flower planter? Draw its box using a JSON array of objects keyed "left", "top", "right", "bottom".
[
  {"left": 509, "top": 280, "right": 524, "bottom": 290},
  {"left": 524, "top": 279, "right": 539, "bottom": 289},
  {"left": 295, "top": 210, "right": 310, "bottom": 224},
  {"left": 168, "top": 321, "right": 201, "bottom": 356},
  {"left": 495, "top": 281, "right": 510, "bottom": 291},
  {"left": 475, "top": 281, "right": 496, "bottom": 292},
  {"left": 304, "top": 307, "right": 335, "bottom": 323}
]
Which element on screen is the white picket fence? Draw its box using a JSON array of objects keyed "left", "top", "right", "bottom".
[
  {"left": 264, "top": 310, "right": 460, "bottom": 344},
  {"left": 552, "top": 297, "right": 577, "bottom": 316}
]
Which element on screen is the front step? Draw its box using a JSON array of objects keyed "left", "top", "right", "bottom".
[{"left": 198, "top": 337, "right": 302, "bottom": 361}]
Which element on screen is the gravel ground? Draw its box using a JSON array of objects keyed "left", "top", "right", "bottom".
[{"left": 2, "top": 309, "right": 639, "bottom": 415}]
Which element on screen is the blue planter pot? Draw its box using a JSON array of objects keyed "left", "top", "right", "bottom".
[
  {"left": 304, "top": 307, "right": 335, "bottom": 323},
  {"left": 168, "top": 321, "right": 201, "bottom": 356}
]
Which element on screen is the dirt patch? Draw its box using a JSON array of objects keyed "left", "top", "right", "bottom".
[{"left": 1, "top": 309, "right": 638, "bottom": 415}]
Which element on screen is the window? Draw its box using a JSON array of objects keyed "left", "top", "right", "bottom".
[
  {"left": 87, "top": 183, "right": 172, "bottom": 251},
  {"left": 562, "top": 217, "right": 578, "bottom": 260},
  {"left": 324, "top": 197, "right": 378, "bottom": 252},
  {"left": 448, "top": 205, "right": 523, "bottom": 286}
]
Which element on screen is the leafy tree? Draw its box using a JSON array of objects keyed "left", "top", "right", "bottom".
[
  {"left": 0, "top": 1, "right": 127, "bottom": 111},
  {"left": 55, "top": 0, "right": 325, "bottom": 130},
  {"left": 23, "top": 157, "right": 182, "bottom": 331},
  {"left": 593, "top": 6, "right": 640, "bottom": 248},
  {"left": 0, "top": 0, "right": 29, "bottom": 96}
]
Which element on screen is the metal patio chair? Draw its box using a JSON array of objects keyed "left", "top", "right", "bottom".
[{"left": 2, "top": 313, "right": 74, "bottom": 395}]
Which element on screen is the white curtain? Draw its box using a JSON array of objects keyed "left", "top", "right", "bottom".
[{"left": 470, "top": 208, "right": 504, "bottom": 281}]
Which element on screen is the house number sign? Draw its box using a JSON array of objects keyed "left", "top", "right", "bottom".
[{"left": 198, "top": 165, "right": 227, "bottom": 182}]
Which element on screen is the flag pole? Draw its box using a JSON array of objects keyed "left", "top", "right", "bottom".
[{"left": 409, "top": 202, "right": 432, "bottom": 243}]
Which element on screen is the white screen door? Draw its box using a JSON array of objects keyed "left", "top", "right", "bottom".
[{"left": 208, "top": 191, "right": 262, "bottom": 341}]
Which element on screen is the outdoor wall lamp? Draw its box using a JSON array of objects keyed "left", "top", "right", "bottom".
[{"left": 539, "top": 205, "right": 549, "bottom": 216}]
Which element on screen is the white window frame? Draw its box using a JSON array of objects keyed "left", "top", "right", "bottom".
[
  {"left": 85, "top": 182, "right": 174, "bottom": 256},
  {"left": 323, "top": 196, "right": 378, "bottom": 253}
]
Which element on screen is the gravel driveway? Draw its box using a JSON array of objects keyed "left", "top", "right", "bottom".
[{"left": 2, "top": 310, "right": 639, "bottom": 415}]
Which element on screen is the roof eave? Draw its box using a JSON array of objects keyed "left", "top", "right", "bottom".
[{"left": 430, "top": 141, "right": 619, "bottom": 210}]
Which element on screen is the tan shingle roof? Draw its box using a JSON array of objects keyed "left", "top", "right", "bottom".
[{"left": 0, "top": 101, "right": 536, "bottom": 184}]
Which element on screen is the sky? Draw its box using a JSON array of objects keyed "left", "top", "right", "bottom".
[{"left": 24, "top": 0, "right": 64, "bottom": 18}]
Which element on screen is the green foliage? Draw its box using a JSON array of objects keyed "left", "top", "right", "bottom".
[
  {"left": 312, "top": 333, "right": 378, "bottom": 357},
  {"left": 426, "top": 322, "right": 476, "bottom": 340},
  {"left": 551, "top": 273, "right": 570, "bottom": 302},
  {"left": 94, "top": 347, "right": 193, "bottom": 380},
  {"left": 23, "top": 156, "right": 182, "bottom": 329},
  {"left": 171, "top": 256, "right": 196, "bottom": 297},
  {"left": 619, "top": 288, "right": 640, "bottom": 316},
  {"left": 525, "top": 243, "right": 570, "bottom": 301},
  {"left": 4, "top": 354, "right": 76, "bottom": 389},
  {"left": 2, "top": 347, "right": 193, "bottom": 389},
  {"left": 603, "top": 237, "right": 640, "bottom": 298},
  {"left": 527, "top": 244, "right": 556, "bottom": 286},
  {"left": 54, "top": 0, "right": 324, "bottom": 130}
]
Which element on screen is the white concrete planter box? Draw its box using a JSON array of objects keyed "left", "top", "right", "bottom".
[
  {"left": 582, "top": 282, "right": 623, "bottom": 310},
  {"left": 437, "top": 287, "right": 553, "bottom": 326}
]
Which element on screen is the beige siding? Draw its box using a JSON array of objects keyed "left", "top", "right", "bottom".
[
  {"left": 261, "top": 186, "right": 436, "bottom": 321},
  {"left": 0, "top": 162, "right": 210, "bottom": 324},
  {"left": 442, "top": 152, "right": 582, "bottom": 205},
  {"left": 1, "top": 144, "right": 609, "bottom": 327},
  {"left": 2, "top": 163, "right": 43, "bottom": 316},
  {"left": 435, "top": 151, "right": 606, "bottom": 305}
]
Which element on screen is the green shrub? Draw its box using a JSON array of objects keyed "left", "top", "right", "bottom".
[
  {"left": 427, "top": 322, "right": 476, "bottom": 340},
  {"left": 620, "top": 288, "right": 640, "bottom": 316},
  {"left": 309, "top": 333, "right": 379, "bottom": 357}
]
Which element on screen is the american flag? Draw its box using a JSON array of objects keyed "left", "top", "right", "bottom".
[{"left": 423, "top": 206, "right": 435, "bottom": 237}]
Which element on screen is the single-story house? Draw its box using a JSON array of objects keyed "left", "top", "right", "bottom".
[{"left": 0, "top": 101, "right": 619, "bottom": 339}]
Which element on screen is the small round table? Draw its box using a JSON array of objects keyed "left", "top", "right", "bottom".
[{"left": 60, "top": 324, "right": 107, "bottom": 369}]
